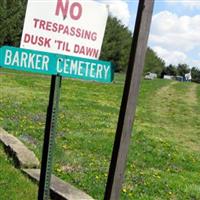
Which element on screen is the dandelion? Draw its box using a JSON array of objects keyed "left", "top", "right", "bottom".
[
  {"left": 128, "top": 193, "right": 133, "bottom": 197},
  {"left": 56, "top": 167, "right": 62, "bottom": 173},
  {"left": 62, "top": 144, "right": 67, "bottom": 150},
  {"left": 122, "top": 188, "right": 127, "bottom": 193}
]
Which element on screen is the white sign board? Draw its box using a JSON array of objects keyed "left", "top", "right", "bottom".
[{"left": 20, "top": 0, "right": 108, "bottom": 59}]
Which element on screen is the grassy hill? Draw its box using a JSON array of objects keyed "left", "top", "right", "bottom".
[{"left": 0, "top": 70, "right": 200, "bottom": 199}]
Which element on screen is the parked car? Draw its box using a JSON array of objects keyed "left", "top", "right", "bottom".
[
  {"left": 144, "top": 72, "right": 157, "bottom": 80},
  {"left": 176, "top": 76, "right": 183, "bottom": 82},
  {"left": 163, "top": 75, "right": 174, "bottom": 80}
]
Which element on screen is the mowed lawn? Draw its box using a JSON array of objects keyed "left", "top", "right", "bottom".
[
  {"left": 0, "top": 144, "right": 37, "bottom": 200},
  {"left": 0, "top": 70, "right": 200, "bottom": 199}
]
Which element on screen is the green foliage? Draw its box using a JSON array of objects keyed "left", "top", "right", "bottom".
[
  {"left": 100, "top": 16, "right": 132, "bottom": 72},
  {"left": 191, "top": 67, "right": 200, "bottom": 83},
  {"left": 101, "top": 16, "right": 165, "bottom": 74},
  {"left": 0, "top": 144, "right": 37, "bottom": 199},
  {"left": 161, "top": 64, "right": 200, "bottom": 83},
  {"left": 177, "top": 63, "right": 190, "bottom": 76},
  {"left": 0, "top": 0, "right": 7, "bottom": 45},
  {"left": 0, "top": 0, "right": 26, "bottom": 46},
  {"left": 144, "top": 47, "right": 165, "bottom": 77},
  {"left": 176, "top": 64, "right": 200, "bottom": 83},
  {"left": 161, "top": 64, "right": 177, "bottom": 78}
]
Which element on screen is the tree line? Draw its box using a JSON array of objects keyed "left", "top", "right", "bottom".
[
  {"left": 161, "top": 64, "right": 200, "bottom": 83},
  {"left": 101, "top": 16, "right": 200, "bottom": 83},
  {"left": 100, "top": 16, "right": 165, "bottom": 75},
  {"left": 0, "top": 1, "right": 200, "bottom": 83}
]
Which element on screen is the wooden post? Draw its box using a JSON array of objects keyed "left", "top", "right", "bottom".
[{"left": 104, "top": 0, "right": 154, "bottom": 199}]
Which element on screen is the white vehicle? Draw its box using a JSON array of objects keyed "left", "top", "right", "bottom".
[
  {"left": 144, "top": 72, "right": 157, "bottom": 80},
  {"left": 163, "top": 75, "right": 173, "bottom": 80},
  {"left": 185, "top": 71, "right": 192, "bottom": 82}
]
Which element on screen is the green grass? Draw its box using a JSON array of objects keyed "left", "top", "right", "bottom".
[
  {"left": 0, "top": 144, "right": 37, "bottom": 200},
  {"left": 0, "top": 69, "right": 200, "bottom": 199}
]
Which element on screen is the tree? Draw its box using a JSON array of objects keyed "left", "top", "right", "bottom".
[
  {"left": 177, "top": 64, "right": 190, "bottom": 76},
  {"left": 0, "top": 0, "right": 26, "bottom": 46},
  {"left": 100, "top": 16, "right": 132, "bottom": 72},
  {"left": 0, "top": 0, "right": 7, "bottom": 45},
  {"left": 161, "top": 64, "right": 177, "bottom": 78},
  {"left": 100, "top": 16, "right": 165, "bottom": 74},
  {"left": 144, "top": 47, "right": 165, "bottom": 77},
  {"left": 191, "top": 67, "right": 200, "bottom": 83},
  {"left": 166, "top": 65, "right": 177, "bottom": 76}
]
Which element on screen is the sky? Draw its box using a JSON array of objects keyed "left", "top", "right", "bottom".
[{"left": 98, "top": 0, "right": 200, "bottom": 69}]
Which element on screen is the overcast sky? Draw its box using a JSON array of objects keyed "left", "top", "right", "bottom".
[{"left": 98, "top": 0, "right": 200, "bottom": 69}]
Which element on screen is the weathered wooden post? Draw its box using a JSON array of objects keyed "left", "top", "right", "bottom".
[{"left": 104, "top": 0, "right": 155, "bottom": 199}]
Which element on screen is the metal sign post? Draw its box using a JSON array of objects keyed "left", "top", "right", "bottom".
[
  {"left": 104, "top": 0, "right": 154, "bottom": 199},
  {"left": 38, "top": 75, "right": 62, "bottom": 200}
]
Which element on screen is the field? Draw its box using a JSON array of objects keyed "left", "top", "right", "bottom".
[{"left": 0, "top": 70, "right": 200, "bottom": 199}]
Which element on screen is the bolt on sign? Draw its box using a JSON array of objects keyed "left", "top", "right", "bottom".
[{"left": 20, "top": 0, "right": 108, "bottom": 59}]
